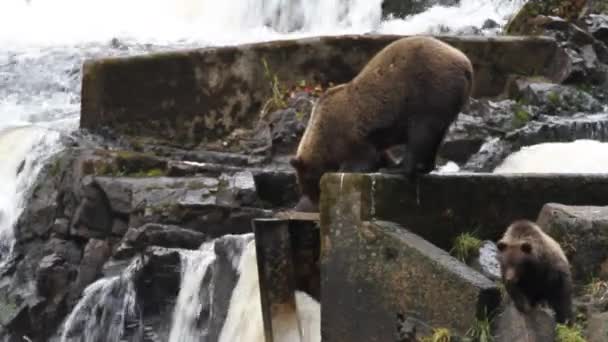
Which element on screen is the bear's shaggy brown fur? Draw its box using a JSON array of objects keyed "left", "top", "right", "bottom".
[
  {"left": 497, "top": 220, "right": 573, "bottom": 324},
  {"left": 290, "top": 36, "right": 473, "bottom": 211}
]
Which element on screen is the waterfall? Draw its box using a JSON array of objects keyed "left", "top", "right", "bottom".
[
  {"left": 168, "top": 234, "right": 253, "bottom": 342},
  {"left": 0, "top": 125, "right": 63, "bottom": 260},
  {"left": 494, "top": 140, "right": 608, "bottom": 174},
  {"left": 168, "top": 244, "right": 217, "bottom": 342},
  {"left": 380, "top": 0, "right": 525, "bottom": 34},
  {"left": 218, "top": 241, "right": 321, "bottom": 342},
  {"left": 60, "top": 258, "right": 144, "bottom": 342}
]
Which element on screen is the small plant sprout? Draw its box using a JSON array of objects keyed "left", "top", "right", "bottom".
[
  {"left": 420, "top": 328, "right": 452, "bottom": 342},
  {"left": 555, "top": 323, "right": 587, "bottom": 342},
  {"left": 451, "top": 232, "right": 482, "bottom": 263},
  {"left": 464, "top": 312, "right": 494, "bottom": 342}
]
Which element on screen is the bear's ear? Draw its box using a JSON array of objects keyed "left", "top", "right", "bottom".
[
  {"left": 521, "top": 242, "right": 532, "bottom": 254},
  {"left": 290, "top": 157, "right": 304, "bottom": 169},
  {"left": 497, "top": 241, "right": 507, "bottom": 252}
]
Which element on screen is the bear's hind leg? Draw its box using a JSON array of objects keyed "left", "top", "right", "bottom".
[{"left": 404, "top": 121, "right": 448, "bottom": 178}]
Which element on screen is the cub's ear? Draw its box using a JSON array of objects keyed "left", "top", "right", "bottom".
[
  {"left": 290, "top": 157, "right": 303, "bottom": 169},
  {"left": 497, "top": 241, "right": 507, "bottom": 252},
  {"left": 521, "top": 242, "right": 532, "bottom": 254}
]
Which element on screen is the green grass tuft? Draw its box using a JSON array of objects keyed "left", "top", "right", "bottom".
[
  {"left": 451, "top": 232, "right": 482, "bottom": 263},
  {"left": 555, "top": 324, "right": 587, "bottom": 342},
  {"left": 464, "top": 314, "right": 494, "bottom": 342},
  {"left": 420, "top": 328, "right": 452, "bottom": 342}
]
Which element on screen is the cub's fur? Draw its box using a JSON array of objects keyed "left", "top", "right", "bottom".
[
  {"left": 497, "top": 220, "right": 573, "bottom": 324},
  {"left": 290, "top": 36, "right": 473, "bottom": 211}
]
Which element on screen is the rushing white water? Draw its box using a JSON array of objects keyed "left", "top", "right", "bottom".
[
  {"left": 219, "top": 240, "right": 321, "bottom": 342},
  {"left": 60, "top": 258, "right": 143, "bottom": 342},
  {"left": 494, "top": 140, "right": 608, "bottom": 174},
  {"left": 0, "top": 125, "right": 64, "bottom": 258},
  {"left": 168, "top": 234, "right": 254, "bottom": 342},
  {"left": 169, "top": 244, "right": 217, "bottom": 342},
  {"left": 380, "top": 0, "right": 525, "bottom": 34}
]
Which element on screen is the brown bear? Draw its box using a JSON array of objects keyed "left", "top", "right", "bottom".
[
  {"left": 497, "top": 220, "right": 573, "bottom": 325},
  {"left": 290, "top": 36, "right": 473, "bottom": 211}
]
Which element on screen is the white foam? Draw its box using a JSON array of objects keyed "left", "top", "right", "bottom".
[
  {"left": 494, "top": 140, "right": 608, "bottom": 174},
  {"left": 219, "top": 241, "right": 321, "bottom": 342},
  {"left": 379, "top": 0, "right": 524, "bottom": 35}
]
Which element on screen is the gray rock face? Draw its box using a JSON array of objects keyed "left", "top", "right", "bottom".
[
  {"left": 537, "top": 203, "right": 608, "bottom": 281},
  {"left": 470, "top": 241, "right": 501, "bottom": 281},
  {"left": 587, "top": 311, "right": 608, "bottom": 342},
  {"left": 514, "top": 82, "right": 602, "bottom": 116},
  {"left": 494, "top": 304, "right": 556, "bottom": 342},
  {"left": 588, "top": 14, "right": 608, "bottom": 45}
]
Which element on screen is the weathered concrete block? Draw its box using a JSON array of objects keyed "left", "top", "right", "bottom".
[
  {"left": 252, "top": 217, "right": 320, "bottom": 342},
  {"left": 320, "top": 217, "right": 500, "bottom": 340},
  {"left": 81, "top": 35, "right": 568, "bottom": 143},
  {"left": 320, "top": 173, "right": 608, "bottom": 250},
  {"left": 537, "top": 203, "right": 608, "bottom": 281}
]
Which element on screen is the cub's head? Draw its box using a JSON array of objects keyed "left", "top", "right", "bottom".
[
  {"left": 290, "top": 156, "right": 324, "bottom": 212},
  {"left": 497, "top": 239, "right": 534, "bottom": 284},
  {"left": 497, "top": 221, "right": 542, "bottom": 285}
]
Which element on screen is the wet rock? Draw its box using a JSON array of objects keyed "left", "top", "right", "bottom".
[
  {"left": 51, "top": 218, "right": 69, "bottom": 237},
  {"left": 68, "top": 239, "right": 112, "bottom": 306},
  {"left": 252, "top": 169, "right": 299, "bottom": 208},
  {"left": 506, "top": 0, "right": 589, "bottom": 35},
  {"left": 470, "top": 241, "right": 501, "bottom": 281},
  {"left": 121, "top": 223, "right": 207, "bottom": 253},
  {"left": 93, "top": 177, "right": 133, "bottom": 215},
  {"left": 482, "top": 19, "right": 499, "bottom": 30},
  {"left": 537, "top": 203, "right": 608, "bottom": 281},
  {"left": 132, "top": 202, "right": 272, "bottom": 239},
  {"left": 321, "top": 219, "right": 500, "bottom": 340},
  {"left": 441, "top": 114, "right": 498, "bottom": 164},
  {"left": 588, "top": 14, "right": 608, "bottom": 43},
  {"left": 382, "top": 0, "right": 459, "bottom": 18},
  {"left": 71, "top": 176, "right": 113, "bottom": 239},
  {"left": 514, "top": 82, "right": 602, "bottom": 115},
  {"left": 265, "top": 105, "right": 310, "bottom": 156},
  {"left": 14, "top": 161, "right": 61, "bottom": 242},
  {"left": 136, "top": 247, "right": 181, "bottom": 336},
  {"left": 587, "top": 311, "right": 608, "bottom": 342},
  {"left": 494, "top": 303, "right": 556, "bottom": 342},
  {"left": 111, "top": 218, "right": 128, "bottom": 236},
  {"left": 166, "top": 160, "right": 244, "bottom": 177}
]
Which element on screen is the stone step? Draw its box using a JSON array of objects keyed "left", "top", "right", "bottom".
[
  {"left": 81, "top": 35, "right": 569, "bottom": 144},
  {"left": 320, "top": 172, "right": 608, "bottom": 251},
  {"left": 537, "top": 203, "right": 608, "bottom": 281},
  {"left": 321, "top": 219, "right": 500, "bottom": 339}
]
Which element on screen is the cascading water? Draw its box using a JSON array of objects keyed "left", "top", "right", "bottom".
[
  {"left": 3, "top": 1, "right": 532, "bottom": 341},
  {"left": 168, "top": 244, "right": 218, "bottom": 342},
  {"left": 494, "top": 140, "right": 608, "bottom": 174},
  {"left": 60, "top": 258, "right": 144, "bottom": 342},
  {"left": 218, "top": 240, "right": 321, "bottom": 342},
  {"left": 168, "top": 234, "right": 254, "bottom": 342}
]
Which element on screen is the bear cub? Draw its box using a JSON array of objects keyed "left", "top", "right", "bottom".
[{"left": 497, "top": 220, "right": 573, "bottom": 325}]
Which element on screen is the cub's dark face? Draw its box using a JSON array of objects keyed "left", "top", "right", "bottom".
[
  {"left": 290, "top": 157, "right": 324, "bottom": 210},
  {"left": 497, "top": 240, "right": 535, "bottom": 285}
]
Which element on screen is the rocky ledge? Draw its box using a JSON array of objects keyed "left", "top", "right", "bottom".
[{"left": 2, "top": 4, "right": 608, "bottom": 340}]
